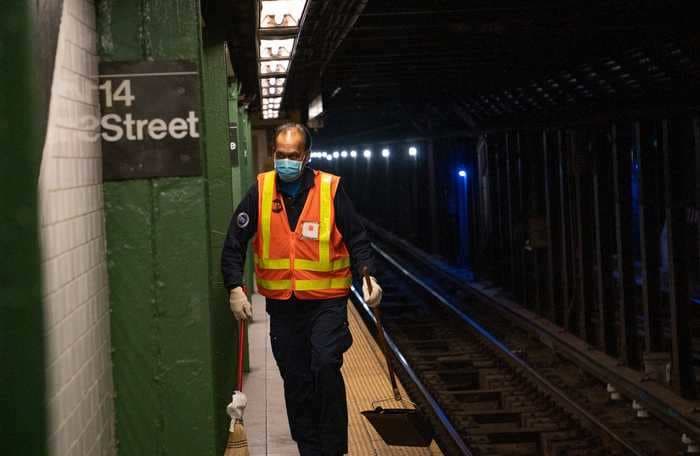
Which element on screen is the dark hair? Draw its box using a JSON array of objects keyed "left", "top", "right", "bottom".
[{"left": 274, "top": 122, "right": 312, "bottom": 151}]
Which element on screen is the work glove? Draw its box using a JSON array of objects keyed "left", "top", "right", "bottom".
[
  {"left": 226, "top": 391, "right": 247, "bottom": 423},
  {"left": 362, "top": 276, "right": 383, "bottom": 308},
  {"left": 229, "top": 286, "right": 253, "bottom": 320}
]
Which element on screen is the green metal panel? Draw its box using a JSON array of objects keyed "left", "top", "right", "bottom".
[
  {"left": 104, "top": 181, "right": 160, "bottom": 454},
  {"left": 201, "top": 40, "right": 236, "bottom": 452},
  {"left": 228, "top": 82, "right": 244, "bottom": 204},
  {"left": 237, "top": 107, "right": 256, "bottom": 291},
  {"left": 0, "top": 4, "right": 47, "bottom": 456},
  {"left": 153, "top": 177, "right": 216, "bottom": 455},
  {"left": 98, "top": 0, "right": 226, "bottom": 454},
  {"left": 228, "top": 83, "right": 255, "bottom": 290}
]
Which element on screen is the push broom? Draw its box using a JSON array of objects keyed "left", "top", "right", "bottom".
[
  {"left": 225, "top": 313, "right": 249, "bottom": 456},
  {"left": 361, "top": 268, "right": 434, "bottom": 447}
]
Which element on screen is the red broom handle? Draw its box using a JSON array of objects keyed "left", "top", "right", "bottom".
[
  {"left": 237, "top": 285, "right": 248, "bottom": 391},
  {"left": 237, "top": 319, "right": 246, "bottom": 391}
]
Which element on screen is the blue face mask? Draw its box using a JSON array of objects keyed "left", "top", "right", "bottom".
[{"left": 275, "top": 158, "right": 304, "bottom": 182}]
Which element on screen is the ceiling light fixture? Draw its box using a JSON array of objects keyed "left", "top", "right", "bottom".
[{"left": 260, "top": 0, "right": 306, "bottom": 28}]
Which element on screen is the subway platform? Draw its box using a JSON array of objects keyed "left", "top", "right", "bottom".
[{"left": 243, "top": 294, "right": 443, "bottom": 456}]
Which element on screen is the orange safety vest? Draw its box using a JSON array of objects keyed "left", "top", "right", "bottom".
[{"left": 253, "top": 169, "right": 352, "bottom": 300}]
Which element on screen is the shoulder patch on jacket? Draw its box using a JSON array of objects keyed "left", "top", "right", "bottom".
[{"left": 237, "top": 212, "right": 250, "bottom": 228}]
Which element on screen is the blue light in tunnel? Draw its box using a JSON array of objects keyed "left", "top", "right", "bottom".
[
  {"left": 350, "top": 150, "right": 357, "bottom": 158},
  {"left": 333, "top": 151, "right": 340, "bottom": 158},
  {"left": 363, "top": 149, "right": 372, "bottom": 159},
  {"left": 381, "top": 148, "right": 390, "bottom": 158},
  {"left": 408, "top": 146, "right": 417, "bottom": 157},
  {"left": 456, "top": 167, "right": 470, "bottom": 267},
  {"left": 341, "top": 150, "right": 348, "bottom": 158}
]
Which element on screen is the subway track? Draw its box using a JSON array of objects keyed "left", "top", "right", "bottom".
[{"left": 350, "top": 238, "right": 686, "bottom": 455}]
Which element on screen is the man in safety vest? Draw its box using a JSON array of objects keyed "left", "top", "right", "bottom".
[{"left": 221, "top": 123, "right": 383, "bottom": 456}]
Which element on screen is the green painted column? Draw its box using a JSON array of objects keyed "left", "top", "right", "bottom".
[
  {"left": 239, "top": 108, "right": 256, "bottom": 291},
  {"left": 228, "top": 83, "right": 255, "bottom": 291},
  {"left": 228, "top": 83, "right": 244, "bottom": 203},
  {"left": 98, "top": 1, "right": 236, "bottom": 454},
  {"left": 0, "top": 4, "right": 47, "bottom": 456},
  {"left": 201, "top": 38, "right": 236, "bottom": 450}
]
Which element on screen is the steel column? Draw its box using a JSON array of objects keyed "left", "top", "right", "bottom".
[
  {"left": 514, "top": 131, "right": 526, "bottom": 302},
  {"left": 426, "top": 139, "right": 440, "bottom": 254},
  {"left": 592, "top": 131, "right": 618, "bottom": 355},
  {"left": 662, "top": 119, "right": 695, "bottom": 398},
  {"left": 557, "top": 130, "right": 572, "bottom": 330},
  {"left": 493, "top": 135, "right": 506, "bottom": 284},
  {"left": 573, "top": 131, "right": 595, "bottom": 343},
  {"left": 637, "top": 120, "right": 663, "bottom": 353},
  {"left": 543, "top": 131, "right": 557, "bottom": 322},
  {"left": 612, "top": 124, "right": 639, "bottom": 367},
  {"left": 505, "top": 132, "right": 516, "bottom": 292}
]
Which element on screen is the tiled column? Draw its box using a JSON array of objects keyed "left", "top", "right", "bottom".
[{"left": 38, "top": 1, "right": 116, "bottom": 455}]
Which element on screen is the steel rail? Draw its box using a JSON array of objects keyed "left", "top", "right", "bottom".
[
  {"left": 363, "top": 216, "right": 700, "bottom": 440},
  {"left": 349, "top": 285, "right": 473, "bottom": 456},
  {"left": 371, "top": 242, "right": 645, "bottom": 456}
]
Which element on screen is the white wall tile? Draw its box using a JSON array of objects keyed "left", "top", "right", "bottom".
[{"left": 39, "top": 2, "right": 115, "bottom": 455}]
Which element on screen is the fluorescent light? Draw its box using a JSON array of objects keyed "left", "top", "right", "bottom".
[
  {"left": 261, "top": 77, "right": 286, "bottom": 88},
  {"left": 333, "top": 151, "right": 340, "bottom": 158},
  {"left": 260, "top": 0, "right": 306, "bottom": 28},
  {"left": 326, "top": 155, "right": 333, "bottom": 161},
  {"left": 260, "top": 38, "right": 295, "bottom": 59},
  {"left": 458, "top": 170, "right": 467, "bottom": 177},
  {"left": 308, "top": 94, "right": 323, "bottom": 120},
  {"left": 363, "top": 149, "right": 372, "bottom": 158},
  {"left": 382, "top": 148, "right": 390, "bottom": 158},
  {"left": 350, "top": 150, "right": 357, "bottom": 158},
  {"left": 261, "top": 60, "right": 290, "bottom": 75},
  {"left": 341, "top": 150, "right": 348, "bottom": 158},
  {"left": 408, "top": 146, "right": 417, "bottom": 157}
]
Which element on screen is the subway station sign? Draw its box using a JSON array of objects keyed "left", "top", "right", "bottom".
[{"left": 98, "top": 61, "right": 202, "bottom": 180}]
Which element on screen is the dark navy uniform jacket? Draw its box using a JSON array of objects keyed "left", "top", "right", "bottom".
[{"left": 221, "top": 166, "right": 375, "bottom": 292}]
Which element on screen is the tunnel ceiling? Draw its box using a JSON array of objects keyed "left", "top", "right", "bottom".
[
  {"left": 221, "top": 0, "right": 368, "bottom": 110},
  {"left": 285, "top": 0, "right": 699, "bottom": 147}
]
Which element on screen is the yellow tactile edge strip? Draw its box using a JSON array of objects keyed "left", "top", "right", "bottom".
[{"left": 342, "top": 300, "right": 443, "bottom": 456}]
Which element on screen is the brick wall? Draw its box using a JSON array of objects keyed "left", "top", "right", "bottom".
[{"left": 38, "top": 1, "right": 116, "bottom": 455}]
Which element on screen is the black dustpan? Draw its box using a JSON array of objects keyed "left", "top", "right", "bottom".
[
  {"left": 360, "top": 269, "right": 435, "bottom": 447},
  {"left": 362, "top": 400, "right": 434, "bottom": 447}
]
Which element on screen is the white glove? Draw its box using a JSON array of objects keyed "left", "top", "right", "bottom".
[
  {"left": 226, "top": 391, "right": 247, "bottom": 423},
  {"left": 229, "top": 286, "right": 253, "bottom": 320},
  {"left": 362, "top": 276, "right": 383, "bottom": 308}
]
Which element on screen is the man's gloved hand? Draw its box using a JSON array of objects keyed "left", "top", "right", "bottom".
[
  {"left": 229, "top": 286, "right": 253, "bottom": 320},
  {"left": 362, "top": 276, "right": 383, "bottom": 308}
]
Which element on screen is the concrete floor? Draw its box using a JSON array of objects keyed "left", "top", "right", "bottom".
[{"left": 243, "top": 294, "right": 298, "bottom": 456}]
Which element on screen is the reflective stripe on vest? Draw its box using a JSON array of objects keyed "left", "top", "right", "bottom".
[
  {"left": 258, "top": 172, "right": 291, "bottom": 270},
  {"left": 295, "top": 277, "right": 352, "bottom": 291},
  {"left": 256, "top": 278, "right": 292, "bottom": 290}
]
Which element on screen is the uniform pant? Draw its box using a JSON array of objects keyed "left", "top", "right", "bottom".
[{"left": 267, "top": 296, "right": 353, "bottom": 456}]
